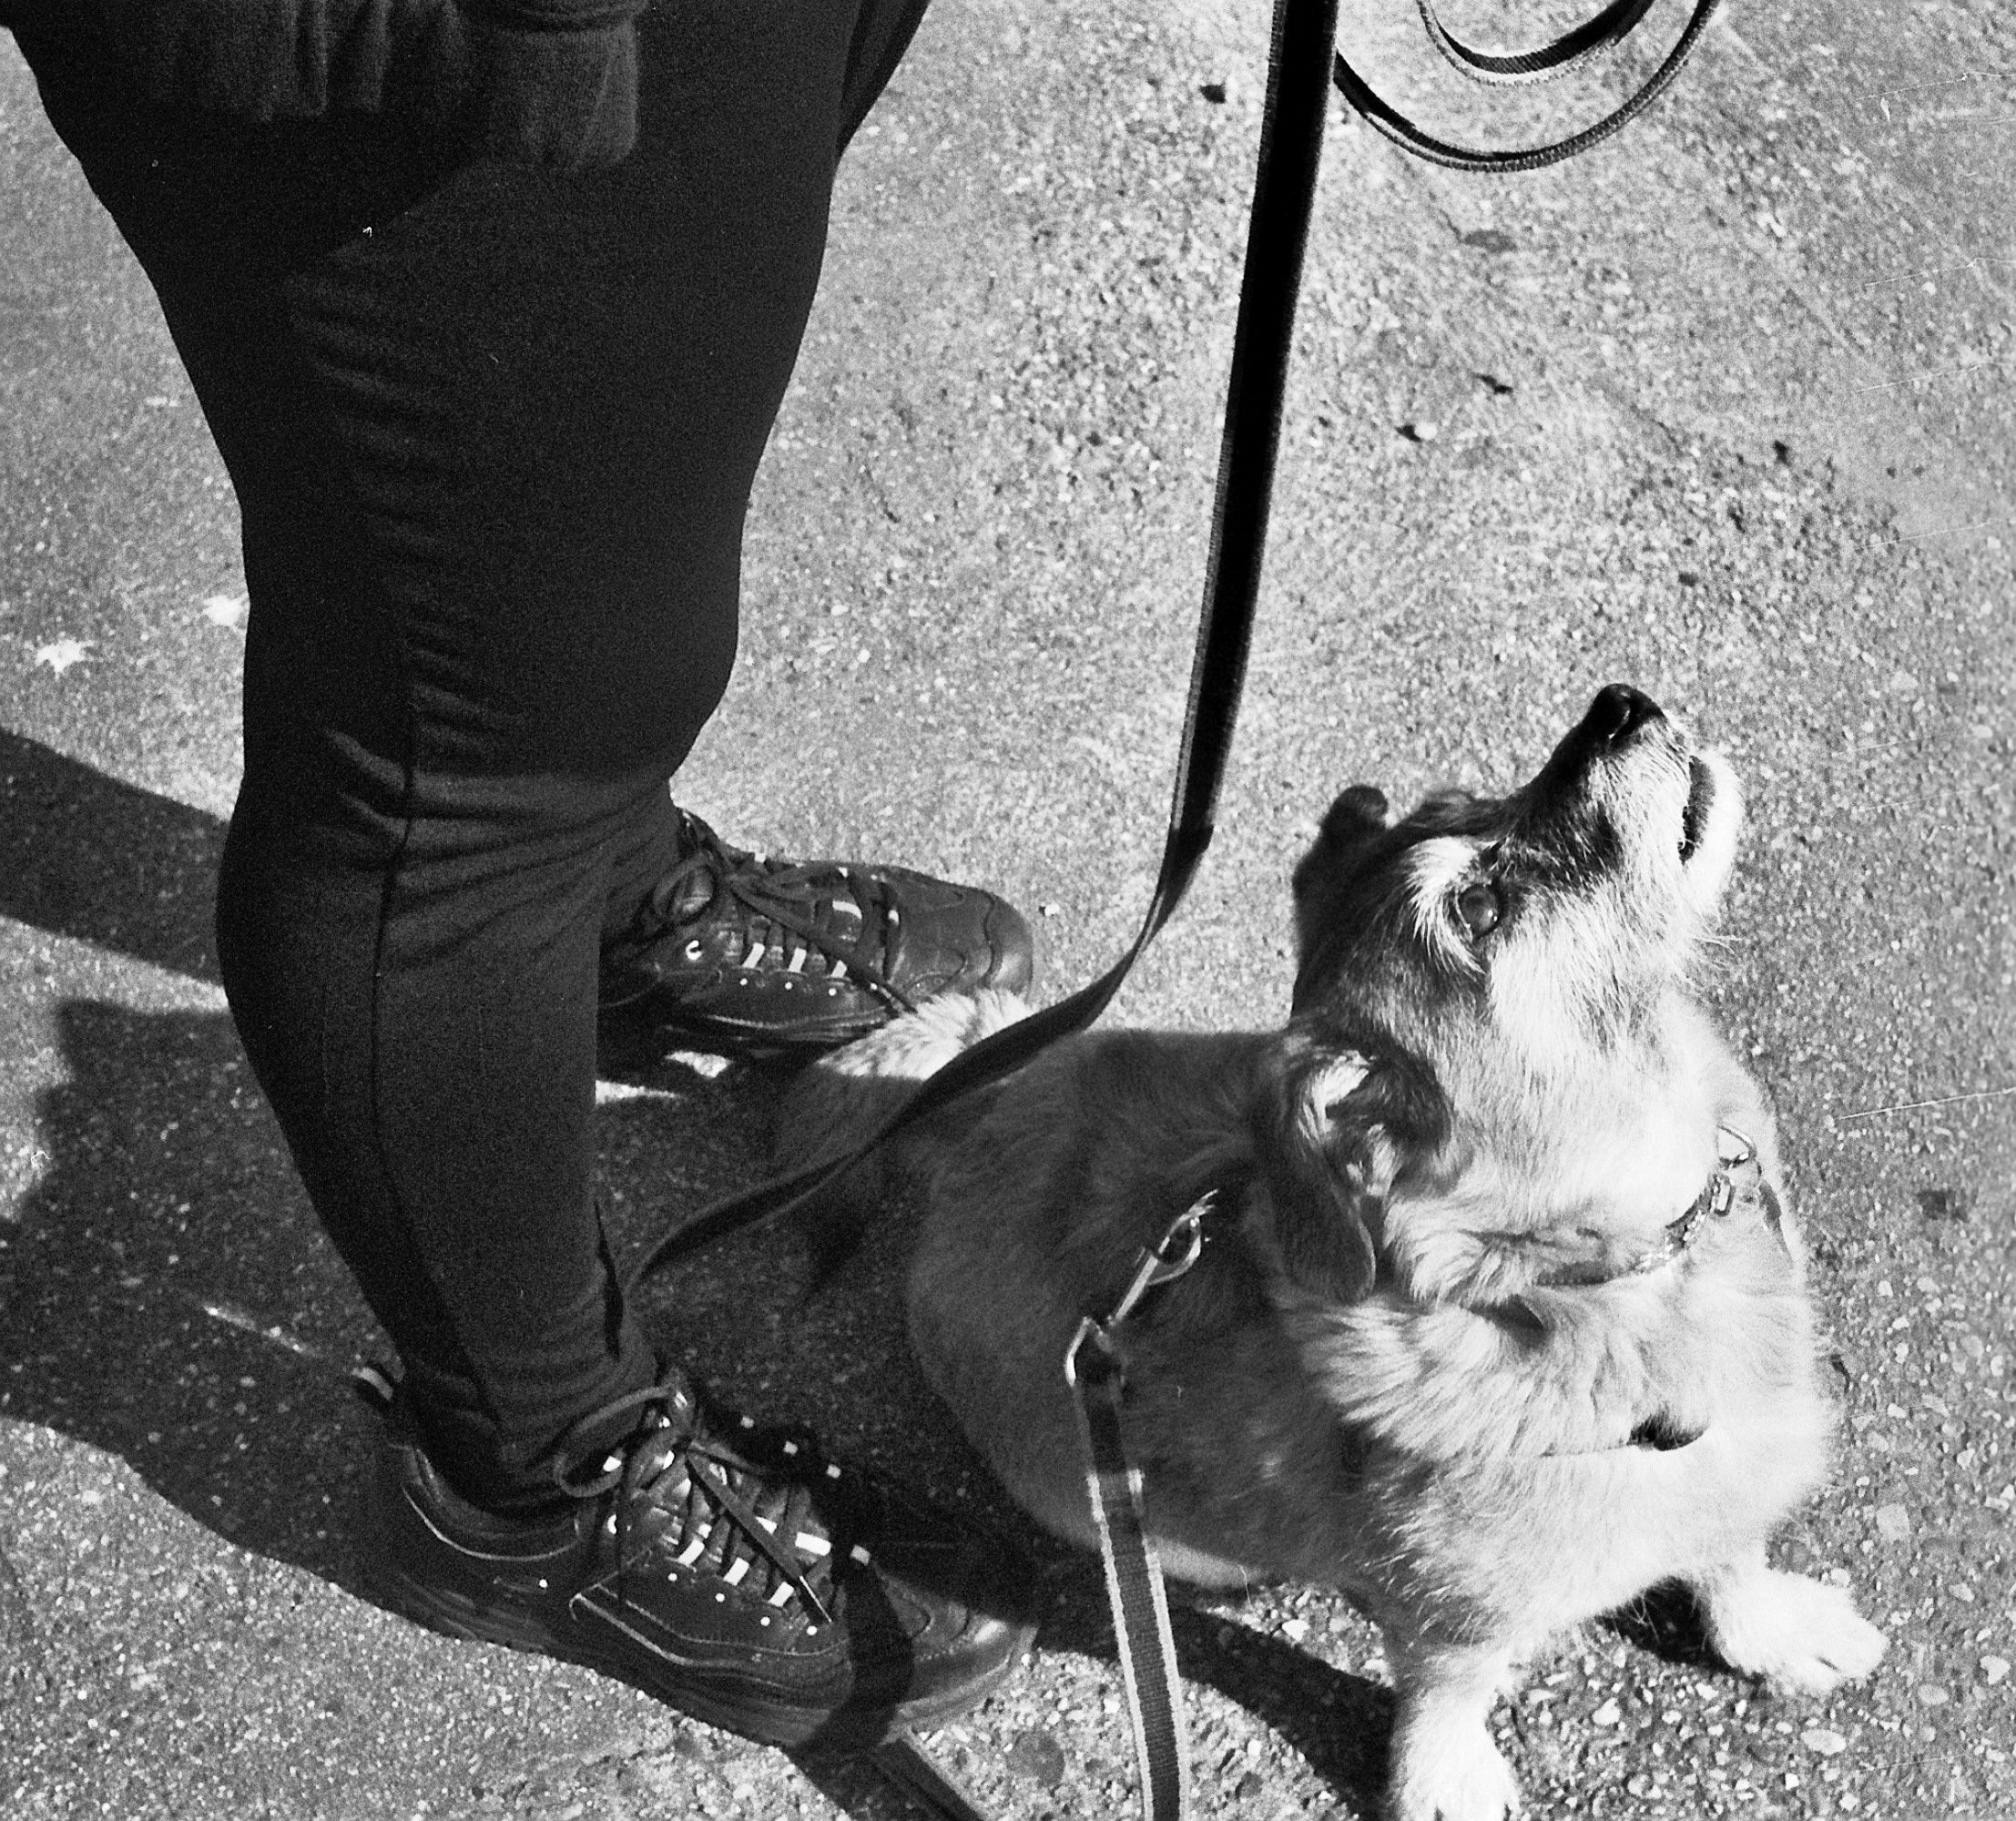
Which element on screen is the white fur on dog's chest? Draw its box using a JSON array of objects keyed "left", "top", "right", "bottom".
[{"left": 1293, "top": 1196, "right": 1812, "bottom": 1445}]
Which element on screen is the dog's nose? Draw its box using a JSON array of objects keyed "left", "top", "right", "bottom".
[{"left": 1584, "top": 684, "right": 1663, "bottom": 748}]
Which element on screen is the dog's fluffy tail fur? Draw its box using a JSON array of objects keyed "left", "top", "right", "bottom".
[{"left": 772, "top": 987, "right": 1034, "bottom": 1266}]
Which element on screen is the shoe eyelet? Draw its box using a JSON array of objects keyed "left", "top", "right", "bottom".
[
  {"left": 759, "top": 1616, "right": 770, "bottom": 1628},
  {"left": 683, "top": 940, "right": 704, "bottom": 961},
  {"left": 715, "top": 1592, "right": 727, "bottom": 1602}
]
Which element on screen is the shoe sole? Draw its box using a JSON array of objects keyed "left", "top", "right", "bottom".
[{"left": 366, "top": 1558, "right": 1028, "bottom": 1750}]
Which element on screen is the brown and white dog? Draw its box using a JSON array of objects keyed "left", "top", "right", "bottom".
[{"left": 783, "top": 685, "right": 1884, "bottom": 1820}]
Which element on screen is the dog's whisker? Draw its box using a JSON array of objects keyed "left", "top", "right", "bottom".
[{"left": 1837, "top": 1083, "right": 2015, "bottom": 1121}]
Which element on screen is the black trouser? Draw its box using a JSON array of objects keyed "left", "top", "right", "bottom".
[{"left": 18, "top": 0, "right": 930, "bottom": 1507}]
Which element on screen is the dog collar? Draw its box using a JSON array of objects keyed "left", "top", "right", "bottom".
[{"left": 1527, "top": 1124, "right": 1761, "bottom": 1289}]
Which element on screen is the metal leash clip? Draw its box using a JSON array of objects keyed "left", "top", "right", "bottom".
[
  {"left": 1064, "top": 1193, "right": 1215, "bottom": 1385},
  {"left": 1706, "top": 1124, "right": 1758, "bottom": 1220}
]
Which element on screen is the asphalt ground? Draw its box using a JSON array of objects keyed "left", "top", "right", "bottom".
[{"left": 1, "top": 1, "right": 2011, "bottom": 1817}]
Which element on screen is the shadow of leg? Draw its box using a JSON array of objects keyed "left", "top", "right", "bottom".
[
  {"left": 0, "top": 731, "right": 228, "bottom": 984},
  {"left": 2, "top": 1000, "right": 380, "bottom": 1582}
]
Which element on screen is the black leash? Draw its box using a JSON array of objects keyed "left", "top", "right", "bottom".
[
  {"left": 626, "top": 0, "right": 1722, "bottom": 1297},
  {"left": 1416, "top": 0, "right": 1657, "bottom": 86},
  {"left": 625, "top": 0, "right": 1338, "bottom": 1297},
  {"left": 1334, "top": 0, "right": 1726, "bottom": 175},
  {"left": 626, "top": 5, "right": 1723, "bottom": 1817}
]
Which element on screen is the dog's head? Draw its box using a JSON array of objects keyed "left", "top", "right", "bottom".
[{"left": 1257, "top": 685, "right": 1747, "bottom": 1306}]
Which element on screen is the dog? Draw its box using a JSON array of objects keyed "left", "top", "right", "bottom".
[{"left": 781, "top": 684, "right": 1886, "bottom": 1820}]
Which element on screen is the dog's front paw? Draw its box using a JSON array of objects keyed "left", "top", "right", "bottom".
[
  {"left": 1387, "top": 1724, "right": 1520, "bottom": 1821},
  {"left": 1704, "top": 1567, "right": 1887, "bottom": 1694}
]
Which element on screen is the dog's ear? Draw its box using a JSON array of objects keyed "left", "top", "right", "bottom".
[
  {"left": 1253, "top": 1034, "right": 1400, "bottom": 1305},
  {"left": 1293, "top": 786, "right": 1391, "bottom": 898},
  {"left": 1291, "top": 788, "right": 1392, "bottom": 985},
  {"left": 1321, "top": 784, "right": 1391, "bottom": 842}
]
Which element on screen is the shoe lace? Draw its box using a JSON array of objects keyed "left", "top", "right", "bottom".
[
  {"left": 552, "top": 1383, "right": 855, "bottom": 1627},
  {"left": 645, "top": 811, "right": 915, "bottom": 1013}
]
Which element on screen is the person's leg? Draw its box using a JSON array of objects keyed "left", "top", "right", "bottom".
[
  {"left": 15, "top": 0, "right": 1032, "bottom": 1739},
  {"left": 23, "top": 0, "right": 978, "bottom": 1500},
  {"left": 26, "top": 0, "right": 845, "bottom": 1501}
]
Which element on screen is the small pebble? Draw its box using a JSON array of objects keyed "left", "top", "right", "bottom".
[
  {"left": 1801, "top": 1727, "right": 1848, "bottom": 1755},
  {"left": 1982, "top": 1657, "right": 2011, "bottom": 1686},
  {"left": 1591, "top": 1700, "right": 1622, "bottom": 1727},
  {"left": 1005, "top": 1728, "right": 1068, "bottom": 1788},
  {"left": 1874, "top": 1504, "right": 1911, "bottom": 1541}
]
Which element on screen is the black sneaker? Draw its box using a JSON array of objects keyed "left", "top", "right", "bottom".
[
  {"left": 356, "top": 1368, "right": 1035, "bottom": 1748},
  {"left": 599, "top": 809, "right": 1034, "bottom": 1053}
]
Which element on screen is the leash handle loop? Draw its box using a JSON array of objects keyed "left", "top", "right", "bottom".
[
  {"left": 1417, "top": 0, "right": 1656, "bottom": 88},
  {"left": 1336, "top": 0, "right": 1726, "bottom": 174}
]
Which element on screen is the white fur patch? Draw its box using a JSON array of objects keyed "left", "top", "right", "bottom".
[
  {"left": 1310, "top": 1050, "right": 1369, "bottom": 1112},
  {"left": 1698, "top": 1554, "right": 1887, "bottom": 1694},
  {"left": 1404, "top": 837, "right": 1483, "bottom": 971}
]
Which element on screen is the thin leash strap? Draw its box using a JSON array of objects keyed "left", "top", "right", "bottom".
[
  {"left": 1334, "top": 0, "right": 1726, "bottom": 174},
  {"left": 626, "top": 0, "right": 1340, "bottom": 1297},
  {"left": 1071, "top": 1343, "right": 1192, "bottom": 1821},
  {"left": 1059, "top": 1194, "right": 1216, "bottom": 1821},
  {"left": 1416, "top": 0, "right": 1656, "bottom": 86}
]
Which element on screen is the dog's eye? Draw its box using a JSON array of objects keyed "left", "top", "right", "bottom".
[{"left": 1455, "top": 882, "right": 1502, "bottom": 939}]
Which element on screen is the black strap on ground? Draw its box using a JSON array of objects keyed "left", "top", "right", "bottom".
[
  {"left": 864, "top": 1732, "right": 997, "bottom": 1821},
  {"left": 626, "top": 0, "right": 1340, "bottom": 1297},
  {"left": 1333, "top": 0, "right": 1726, "bottom": 174},
  {"left": 1418, "top": 0, "right": 1655, "bottom": 86}
]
